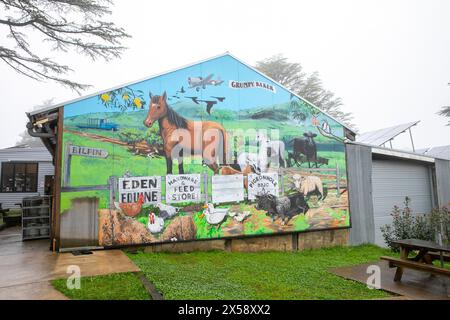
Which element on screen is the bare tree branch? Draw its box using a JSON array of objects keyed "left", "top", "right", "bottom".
[
  {"left": 437, "top": 106, "right": 450, "bottom": 126},
  {"left": 0, "top": 0, "right": 130, "bottom": 92}
]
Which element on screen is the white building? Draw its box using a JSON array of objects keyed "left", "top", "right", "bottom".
[{"left": 0, "top": 144, "right": 54, "bottom": 209}]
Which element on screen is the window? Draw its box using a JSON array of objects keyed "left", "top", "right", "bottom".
[{"left": 1, "top": 162, "right": 38, "bottom": 193}]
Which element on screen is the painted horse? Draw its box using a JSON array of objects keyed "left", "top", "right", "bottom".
[{"left": 143, "top": 91, "right": 228, "bottom": 174}]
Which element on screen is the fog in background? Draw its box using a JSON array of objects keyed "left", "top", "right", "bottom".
[{"left": 1, "top": 0, "right": 449, "bottom": 150}]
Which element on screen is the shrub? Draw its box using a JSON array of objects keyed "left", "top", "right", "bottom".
[
  {"left": 118, "top": 128, "right": 145, "bottom": 145},
  {"left": 429, "top": 206, "right": 450, "bottom": 243},
  {"left": 381, "top": 197, "right": 450, "bottom": 251},
  {"left": 145, "top": 126, "right": 162, "bottom": 145}
]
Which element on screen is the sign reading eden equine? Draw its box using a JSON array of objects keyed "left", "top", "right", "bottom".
[
  {"left": 166, "top": 174, "right": 201, "bottom": 203},
  {"left": 118, "top": 176, "right": 162, "bottom": 203},
  {"left": 247, "top": 173, "right": 279, "bottom": 200},
  {"left": 68, "top": 145, "right": 108, "bottom": 158}
]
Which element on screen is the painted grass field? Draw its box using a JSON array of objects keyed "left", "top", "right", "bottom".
[{"left": 60, "top": 129, "right": 347, "bottom": 213}]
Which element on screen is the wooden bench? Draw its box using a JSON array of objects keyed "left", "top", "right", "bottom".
[
  {"left": 424, "top": 251, "right": 450, "bottom": 263},
  {"left": 381, "top": 256, "right": 450, "bottom": 282}
]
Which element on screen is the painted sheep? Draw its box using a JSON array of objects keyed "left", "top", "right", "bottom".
[{"left": 291, "top": 174, "right": 325, "bottom": 200}]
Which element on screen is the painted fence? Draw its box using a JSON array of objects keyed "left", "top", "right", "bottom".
[{"left": 61, "top": 166, "right": 343, "bottom": 207}]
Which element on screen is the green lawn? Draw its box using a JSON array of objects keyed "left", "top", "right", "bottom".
[
  {"left": 51, "top": 272, "right": 150, "bottom": 300},
  {"left": 50, "top": 245, "right": 395, "bottom": 300},
  {"left": 127, "top": 244, "right": 394, "bottom": 300}
]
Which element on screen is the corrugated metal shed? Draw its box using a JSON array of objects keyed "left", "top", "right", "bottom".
[{"left": 347, "top": 141, "right": 450, "bottom": 247}]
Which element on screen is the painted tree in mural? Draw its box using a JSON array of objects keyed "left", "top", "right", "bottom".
[
  {"left": 255, "top": 54, "right": 355, "bottom": 129},
  {"left": 98, "top": 87, "right": 146, "bottom": 111},
  {"left": 0, "top": 0, "right": 129, "bottom": 92}
]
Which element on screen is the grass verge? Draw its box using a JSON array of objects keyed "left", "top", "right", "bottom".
[
  {"left": 127, "top": 244, "right": 394, "bottom": 300},
  {"left": 51, "top": 272, "right": 151, "bottom": 300}
]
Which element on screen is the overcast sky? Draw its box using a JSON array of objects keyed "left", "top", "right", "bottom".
[{"left": 1, "top": 0, "right": 449, "bottom": 150}]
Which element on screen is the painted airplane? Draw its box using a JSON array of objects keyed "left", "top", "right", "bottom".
[{"left": 187, "top": 74, "right": 224, "bottom": 91}]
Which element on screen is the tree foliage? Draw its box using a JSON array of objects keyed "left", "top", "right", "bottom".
[
  {"left": 0, "top": 0, "right": 129, "bottom": 92},
  {"left": 255, "top": 54, "right": 355, "bottom": 129},
  {"left": 98, "top": 86, "right": 146, "bottom": 112},
  {"left": 437, "top": 106, "right": 450, "bottom": 125}
]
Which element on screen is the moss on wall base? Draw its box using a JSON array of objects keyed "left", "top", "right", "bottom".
[{"left": 132, "top": 228, "right": 350, "bottom": 253}]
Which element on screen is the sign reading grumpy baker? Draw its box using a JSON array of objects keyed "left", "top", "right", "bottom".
[
  {"left": 166, "top": 174, "right": 201, "bottom": 203},
  {"left": 248, "top": 172, "right": 279, "bottom": 200},
  {"left": 229, "top": 80, "right": 276, "bottom": 93}
]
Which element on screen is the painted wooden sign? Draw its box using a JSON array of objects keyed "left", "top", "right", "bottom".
[
  {"left": 118, "top": 176, "right": 161, "bottom": 204},
  {"left": 166, "top": 174, "right": 201, "bottom": 203},
  {"left": 247, "top": 172, "right": 279, "bottom": 200},
  {"left": 68, "top": 145, "right": 109, "bottom": 158},
  {"left": 211, "top": 174, "right": 244, "bottom": 203}
]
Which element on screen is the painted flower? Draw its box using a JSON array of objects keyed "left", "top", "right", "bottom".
[
  {"left": 133, "top": 97, "right": 143, "bottom": 108},
  {"left": 122, "top": 93, "right": 130, "bottom": 101},
  {"left": 311, "top": 116, "right": 320, "bottom": 126},
  {"left": 100, "top": 93, "right": 110, "bottom": 103}
]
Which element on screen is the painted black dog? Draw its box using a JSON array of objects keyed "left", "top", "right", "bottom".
[{"left": 255, "top": 192, "right": 309, "bottom": 224}]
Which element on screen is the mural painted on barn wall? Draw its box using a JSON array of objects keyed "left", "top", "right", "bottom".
[{"left": 60, "top": 54, "right": 350, "bottom": 247}]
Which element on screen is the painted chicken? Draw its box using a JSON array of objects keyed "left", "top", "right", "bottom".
[
  {"left": 147, "top": 212, "right": 164, "bottom": 233},
  {"left": 114, "top": 193, "right": 144, "bottom": 217},
  {"left": 228, "top": 210, "right": 251, "bottom": 222}
]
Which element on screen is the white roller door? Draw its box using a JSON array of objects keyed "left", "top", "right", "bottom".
[{"left": 372, "top": 159, "right": 434, "bottom": 246}]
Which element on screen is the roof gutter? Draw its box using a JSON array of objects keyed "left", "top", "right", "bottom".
[
  {"left": 346, "top": 140, "right": 436, "bottom": 163},
  {"left": 26, "top": 121, "right": 55, "bottom": 138},
  {"left": 26, "top": 110, "right": 59, "bottom": 158}
]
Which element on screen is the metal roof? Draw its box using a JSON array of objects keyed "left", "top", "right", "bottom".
[
  {"left": 416, "top": 145, "right": 450, "bottom": 160},
  {"left": 347, "top": 141, "right": 436, "bottom": 163},
  {"left": 27, "top": 52, "right": 355, "bottom": 133},
  {"left": 356, "top": 121, "right": 419, "bottom": 146}
]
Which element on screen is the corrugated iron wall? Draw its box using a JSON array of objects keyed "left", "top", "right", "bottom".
[
  {"left": 346, "top": 143, "right": 375, "bottom": 245},
  {"left": 435, "top": 159, "right": 450, "bottom": 207}
]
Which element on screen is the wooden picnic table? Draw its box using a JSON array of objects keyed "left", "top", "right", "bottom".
[
  {"left": 0, "top": 203, "right": 9, "bottom": 216},
  {"left": 381, "top": 239, "right": 450, "bottom": 282}
]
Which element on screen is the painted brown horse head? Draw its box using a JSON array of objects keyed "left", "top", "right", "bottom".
[{"left": 143, "top": 91, "right": 167, "bottom": 127}]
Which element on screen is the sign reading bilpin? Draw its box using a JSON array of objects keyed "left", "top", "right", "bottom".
[
  {"left": 63, "top": 143, "right": 109, "bottom": 187},
  {"left": 69, "top": 145, "right": 109, "bottom": 158}
]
